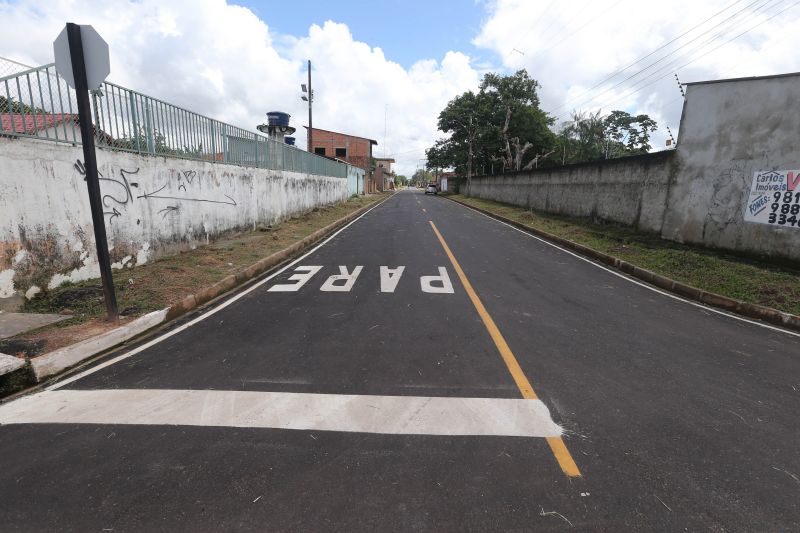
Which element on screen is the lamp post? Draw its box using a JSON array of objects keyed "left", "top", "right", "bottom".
[{"left": 301, "top": 60, "right": 313, "bottom": 152}]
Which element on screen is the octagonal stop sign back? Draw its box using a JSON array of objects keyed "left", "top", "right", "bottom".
[{"left": 53, "top": 24, "right": 110, "bottom": 90}]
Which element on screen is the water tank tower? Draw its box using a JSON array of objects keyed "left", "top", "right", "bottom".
[{"left": 257, "top": 111, "right": 296, "bottom": 143}]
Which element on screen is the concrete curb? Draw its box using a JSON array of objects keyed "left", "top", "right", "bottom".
[
  {"left": 446, "top": 196, "right": 800, "bottom": 333},
  {"left": 32, "top": 309, "right": 169, "bottom": 380},
  {"left": 29, "top": 197, "right": 388, "bottom": 383}
]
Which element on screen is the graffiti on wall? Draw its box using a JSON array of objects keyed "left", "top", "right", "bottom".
[{"left": 73, "top": 159, "right": 237, "bottom": 224}]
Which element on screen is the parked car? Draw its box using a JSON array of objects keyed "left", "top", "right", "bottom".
[{"left": 425, "top": 183, "right": 438, "bottom": 195}]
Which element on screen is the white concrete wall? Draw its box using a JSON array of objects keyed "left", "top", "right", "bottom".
[
  {"left": 0, "top": 137, "right": 349, "bottom": 304},
  {"left": 663, "top": 75, "right": 800, "bottom": 260},
  {"left": 465, "top": 152, "right": 674, "bottom": 234}
]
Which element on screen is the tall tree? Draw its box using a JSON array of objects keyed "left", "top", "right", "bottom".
[
  {"left": 480, "top": 70, "right": 555, "bottom": 171},
  {"left": 426, "top": 69, "right": 554, "bottom": 175},
  {"left": 603, "top": 110, "right": 657, "bottom": 156}
]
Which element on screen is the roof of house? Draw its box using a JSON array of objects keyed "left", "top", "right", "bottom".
[
  {"left": 0, "top": 113, "right": 77, "bottom": 135},
  {"left": 375, "top": 157, "right": 395, "bottom": 163},
  {"left": 1, "top": 112, "right": 118, "bottom": 144},
  {"left": 304, "top": 126, "right": 378, "bottom": 145}
]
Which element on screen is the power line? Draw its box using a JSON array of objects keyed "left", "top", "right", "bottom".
[
  {"left": 553, "top": 0, "right": 783, "bottom": 121},
  {"left": 535, "top": 0, "right": 625, "bottom": 59},
  {"left": 546, "top": 0, "right": 760, "bottom": 115},
  {"left": 559, "top": 0, "right": 800, "bottom": 120}
]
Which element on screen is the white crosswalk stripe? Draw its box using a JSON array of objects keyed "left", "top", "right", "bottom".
[{"left": 0, "top": 389, "right": 563, "bottom": 438}]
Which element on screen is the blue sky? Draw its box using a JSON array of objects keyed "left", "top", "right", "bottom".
[{"left": 237, "top": 0, "right": 493, "bottom": 69}]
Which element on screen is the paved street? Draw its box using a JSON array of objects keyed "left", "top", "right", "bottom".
[{"left": 1, "top": 189, "right": 799, "bottom": 531}]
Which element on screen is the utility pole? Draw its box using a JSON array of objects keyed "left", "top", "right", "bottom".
[{"left": 307, "top": 60, "right": 312, "bottom": 152}]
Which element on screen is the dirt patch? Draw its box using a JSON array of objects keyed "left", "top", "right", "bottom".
[{"left": 34, "top": 318, "right": 131, "bottom": 354}]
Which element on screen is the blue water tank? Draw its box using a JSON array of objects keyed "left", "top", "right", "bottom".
[
  {"left": 267, "top": 111, "right": 290, "bottom": 127},
  {"left": 285, "top": 136, "right": 296, "bottom": 146}
]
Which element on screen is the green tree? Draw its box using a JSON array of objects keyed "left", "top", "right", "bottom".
[
  {"left": 554, "top": 109, "right": 658, "bottom": 165},
  {"left": 0, "top": 96, "right": 45, "bottom": 114},
  {"left": 114, "top": 126, "right": 202, "bottom": 157},
  {"left": 480, "top": 70, "right": 555, "bottom": 171},
  {"left": 412, "top": 168, "right": 433, "bottom": 186},
  {"left": 427, "top": 90, "right": 499, "bottom": 177},
  {"left": 426, "top": 69, "right": 555, "bottom": 175},
  {"left": 603, "top": 110, "right": 657, "bottom": 156}
]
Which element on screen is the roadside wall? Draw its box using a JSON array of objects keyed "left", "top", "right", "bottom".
[
  {"left": 464, "top": 73, "right": 800, "bottom": 263},
  {"left": 663, "top": 75, "right": 800, "bottom": 259},
  {"left": 0, "top": 137, "right": 349, "bottom": 306},
  {"left": 464, "top": 151, "right": 674, "bottom": 234}
]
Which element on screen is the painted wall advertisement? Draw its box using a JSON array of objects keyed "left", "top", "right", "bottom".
[{"left": 744, "top": 169, "right": 800, "bottom": 228}]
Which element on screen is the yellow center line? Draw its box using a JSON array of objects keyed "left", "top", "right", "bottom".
[{"left": 428, "top": 220, "right": 581, "bottom": 478}]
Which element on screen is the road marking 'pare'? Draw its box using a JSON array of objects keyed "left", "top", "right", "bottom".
[
  {"left": 268, "top": 266, "right": 455, "bottom": 294},
  {"left": 0, "top": 389, "right": 563, "bottom": 438}
]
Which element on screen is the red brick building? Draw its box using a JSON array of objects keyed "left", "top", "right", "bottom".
[{"left": 305, "top": 127, "right": 379, "bottom": 190}]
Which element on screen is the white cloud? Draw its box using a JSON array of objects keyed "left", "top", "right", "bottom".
[
  {"left": 474, "top": 0, "right": 800, "bottom": 148},
  {"left": 4, "top": 0, "right": 796, "bottom": 172},
  {"left": 0, "top": 0, "right": 481, "bottom": 174}
]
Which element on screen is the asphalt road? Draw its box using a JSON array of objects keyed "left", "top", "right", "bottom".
[{"left": 1, "top": 189, "right": 799, "bottom": 531}]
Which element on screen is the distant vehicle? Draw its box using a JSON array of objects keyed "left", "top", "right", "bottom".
[{"left": 425, "top": 184, "right": 438, "bottom": 195}]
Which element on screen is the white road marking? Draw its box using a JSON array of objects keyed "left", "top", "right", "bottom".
[
  {"left": 454, "top": 201, "right": 800, "bottom": 338},
  {"left": 421, "top": 266, "right": 455, "bottom": 294},
  {"left": 267, "top": 265, "right": 322, "bottom": 292},
  {"left": 380, "top": 266, "right": 405, "bottom": 293},
  {"left": 0, "top": 389, "right": 563, "bottom": 438},
  {"left": 44, "top": 198, "right": 391, "bottom": 391},
  {"left": 320, "top": 265, "right": 363, "bottom": 292},
  {"left": 268, "top": 265, "right": 455, "bottom": 294}
]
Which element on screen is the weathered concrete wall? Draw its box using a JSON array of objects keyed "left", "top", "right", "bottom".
[
  {"left": 663, "top": 75, "right": 800, "bottom": 260},
  {"left": 464, "top": 151, "right": 674, "bottom": 234},
  {"left": 0, "top": 137, "right": 348, "bottom": 306},
  {"left": 465, "top": 74, "right": 800, "bottom": 263}
]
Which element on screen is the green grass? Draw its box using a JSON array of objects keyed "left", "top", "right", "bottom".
[{"left": 452, "top": 195, "right": 800, "bottom": 315}]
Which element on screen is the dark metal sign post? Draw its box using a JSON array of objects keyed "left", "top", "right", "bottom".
[{"left": 65, "top": 23, "right": 118, "bottom": 322}]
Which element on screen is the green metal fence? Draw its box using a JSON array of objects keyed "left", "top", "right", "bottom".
[{"left": 0, "top": 63, "right": 346, "bottom": 178}]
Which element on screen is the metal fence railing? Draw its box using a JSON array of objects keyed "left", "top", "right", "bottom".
[{"left": 0, "top": 63, "right": 347, "bottom": 178}]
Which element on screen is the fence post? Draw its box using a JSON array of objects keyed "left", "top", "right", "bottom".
[
  {"left": 222, "top": 124, "right": 228, "bottom": 163},
  {"left": 130, "top": 94, "right": 141, "bottom": 153},
  {"left": 144, "top": 100, "right": 155, "bottom": 154},
  {"left": 253, "top": 132, "right": 258, "bottom": 167},
  {"left": 210, "top": 119, "right": 217, "bottom": 162}
]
